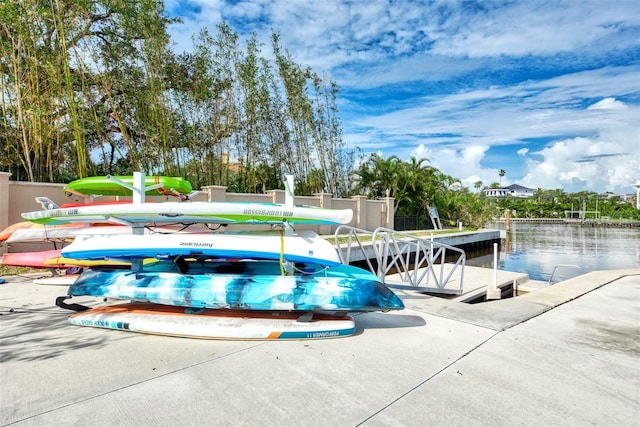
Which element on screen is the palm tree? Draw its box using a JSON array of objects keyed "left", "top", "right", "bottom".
[
  {"left": 474, "top": 180, "right": 483, "bottom": 193},
  {"left": 352, "top": 154, "right": 434, "bottom": 215},
  {"left": 498, "top": 169, "right": 506, "bottom": 187}
]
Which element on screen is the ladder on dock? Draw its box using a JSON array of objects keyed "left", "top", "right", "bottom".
[{"left": 334, "top": 226, "right": 466, "bottom": 295}]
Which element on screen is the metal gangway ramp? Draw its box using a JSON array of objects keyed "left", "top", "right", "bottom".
[{"left": 334, "top": 226, "right": 466, "bottom": 295}]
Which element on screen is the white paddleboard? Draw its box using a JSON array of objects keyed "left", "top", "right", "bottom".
[
  {"left": 7, "top": 223, "right": 207, "bottom": 243},
  {"left": 33, "top": 274, "right": 80, "bottom": 286},
  {"left": 68, "top": 303, "right": 356, "bottom": 340},
  {"left": 22, "top": 201, "right": 353, "bottom": 226},
  {"left": 61, "top": 230, "right": 341, "bottom": 266}
]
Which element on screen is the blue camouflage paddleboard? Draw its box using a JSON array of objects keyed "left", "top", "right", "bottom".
[{"left": 68, "top": 262, "right": 404, "bottom": 313}]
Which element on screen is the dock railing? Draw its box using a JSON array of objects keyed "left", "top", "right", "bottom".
[
  {"left": 547, "top": 264, "right": 583, "bottom": 284},
  {"left": 334, "top": 226, "right": 466, "bottom": 294}
]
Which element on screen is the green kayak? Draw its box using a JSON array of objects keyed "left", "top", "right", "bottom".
[{"left": 63, "top": 175, "right": 193, "bottom": 197}]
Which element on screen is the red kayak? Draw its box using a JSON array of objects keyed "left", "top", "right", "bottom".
[{"left": 1, "top": 249, "right": 65, "bottom": 269}]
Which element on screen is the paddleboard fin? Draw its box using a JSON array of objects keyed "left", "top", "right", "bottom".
[
  {"left": 35, "top": 197, "right": 59, "bottom": 210},
  {"left": 296, "top": 312, "right": 314, "bottom": 322},
  {"left": 184, "top": 190, "right": 201, "bottom": 201}
]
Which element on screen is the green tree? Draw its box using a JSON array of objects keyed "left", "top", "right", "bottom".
[
  {"left": 1, "top": 5, "right": 351, "bottom": 195},
  {"left": 498, "top": 169, "right": 506, "bottom": 187},
  {"left": 0, "top": 0, "right": 177, "bottom": 181},
  {"left": 352, "top": 154, "right": 496, "bottom": 228},
  {"left": 352, "top": 154, "right": 405, "bottom": 214}
]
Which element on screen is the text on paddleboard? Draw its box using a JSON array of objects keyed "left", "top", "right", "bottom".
[
  {"left": 243, "top": 208, "right": 294, "bottom": 217},
  {"left": 179, "top": 241, "right": 214, "bottom": 248},
  {"left": 49, "top": 208, "right": 78, "bottom": 216}
]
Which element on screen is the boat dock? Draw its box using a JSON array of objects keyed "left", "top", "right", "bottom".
[
  {"left": 385, "top": 263, "right": 548, "bottom": 303},
  {"left": 494, "top": 217, "right": 640, "bottom": 227},
  {"left": 335, "top": 229, "right": 503, "bottom": 263},
  {"left": 1, "top": 268, "right": 638, "bottom": 426},
  {"left": 335, "top": 227, "right": 530, "bottom": 302}
]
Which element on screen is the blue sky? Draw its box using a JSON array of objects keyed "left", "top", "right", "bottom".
[{"left": 164, "top": 0, "right": 640, "bottom": 195}]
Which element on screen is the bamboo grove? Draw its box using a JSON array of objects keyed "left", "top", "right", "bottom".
[{"left": 0, "top": 0, "right": 352, "bottom": 195}]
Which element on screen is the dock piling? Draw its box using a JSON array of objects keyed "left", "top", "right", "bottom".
[{"left": 486, "top": 243, "right": 502, "bottom": 300}]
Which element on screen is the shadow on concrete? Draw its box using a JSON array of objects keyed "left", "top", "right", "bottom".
[
  {"left": 353, "top": 312, "right": 427, "bottom": 332},
  {"left": 0, "top": 308, "right": 113, "bottom": 363}
]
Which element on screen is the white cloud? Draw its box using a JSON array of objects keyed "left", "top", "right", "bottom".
[
  {"left": 520, "top": 130, "right": 639, "bottom": 193},
  {"left": 350, "top": 70, "right": 639, "bottom": 143},
  {"left": 588, "top": 97, "right": 628, "bottom": 110},
  {"left": 410, "top": 144, "right": 498, "bottom": 189},
  {"left": 347, "top": 77, "right": 640, "bottom": 193},
  {"left": 430, "top": 1, "right": 639, "bottom": 58}
]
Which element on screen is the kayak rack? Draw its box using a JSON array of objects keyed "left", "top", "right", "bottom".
[{"left": 334, "top": 226, "right": 466, "bottom": 295}]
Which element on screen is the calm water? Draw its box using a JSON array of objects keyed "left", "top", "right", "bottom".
[{"left": 468, "top": 222, "right": 640, "bottom": 282}]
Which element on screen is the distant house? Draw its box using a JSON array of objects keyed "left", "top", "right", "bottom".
[{"left": 484, "top": 184, "right": 535, "bottom": 198}]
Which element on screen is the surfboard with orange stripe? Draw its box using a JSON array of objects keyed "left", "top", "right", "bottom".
[{"left": 68, "top": 303, "right": 356, "bottom": 340}]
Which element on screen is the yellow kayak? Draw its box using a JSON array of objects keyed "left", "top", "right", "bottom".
[{"left": 43, "top": 256, "right": 157, "bottom": 267}]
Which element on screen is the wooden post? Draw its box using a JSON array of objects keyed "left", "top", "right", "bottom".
[{"left": 505, "top": 209, "right": 511, "bottom": 231}]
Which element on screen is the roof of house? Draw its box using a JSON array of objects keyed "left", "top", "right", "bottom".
[
  {"left": 504, "top": 184, "right": 534, "bottom": 191},
  {"left": 484, "top": 183, "right": 534, "bottom": 192}
]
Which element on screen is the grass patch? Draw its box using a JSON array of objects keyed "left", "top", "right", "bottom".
[{"left": 0, "top": 265, "right": 41, "bottom": 277}]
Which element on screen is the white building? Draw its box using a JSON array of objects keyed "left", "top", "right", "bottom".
[{"left": 484, "top": 183, "right": 535, "bottom": 198}]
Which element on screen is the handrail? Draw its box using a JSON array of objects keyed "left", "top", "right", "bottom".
[
  {"left": 547, "top": 264, "right": 583, "bottom": 284},
  {"left": 333, "top": 225, "right": 378, "bottom": 274},
  {"left": 334, "top": 226, "right": 466, "bottom": 294}
]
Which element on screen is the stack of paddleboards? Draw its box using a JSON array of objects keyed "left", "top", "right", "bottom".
[
  {"left": 18, "top": 174, "right": 404, "bottom": 340},
  {"left": 0, "top": 220, "right": 203, "bottom": 272},
  {"left": 1, "top": 175, "right": 196, "bottom": 271}
]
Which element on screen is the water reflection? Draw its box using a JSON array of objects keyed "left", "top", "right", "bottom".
[{"left": 468, "top": 222, "right": 640, "bottom": 282}]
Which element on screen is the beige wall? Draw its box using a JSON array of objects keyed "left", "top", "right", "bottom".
[
  {"left": 0, "top": 173, "right": 10, "bottom": 230},
  {"left": 0, "top": 173, "right": 10, "bottom": 255},
  {"left": 1, "top": 176, "right": 394, "bottom": 253}
]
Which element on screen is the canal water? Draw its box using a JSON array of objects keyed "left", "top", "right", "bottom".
[{"left": 468, "top": 222, "right": 640, "bottom": 282}]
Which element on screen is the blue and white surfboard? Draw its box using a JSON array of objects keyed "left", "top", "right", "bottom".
[{"left": 61, "top": 230, "right": 342, "bottom": 266}]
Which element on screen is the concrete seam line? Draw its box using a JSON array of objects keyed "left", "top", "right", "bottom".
[{"left": 354, "top": 329, "right": 502, "bottom": 426}]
